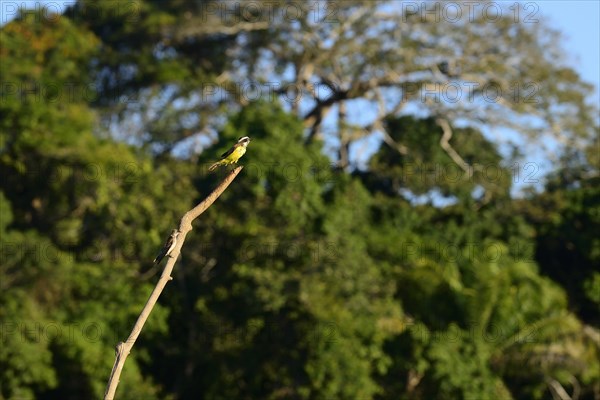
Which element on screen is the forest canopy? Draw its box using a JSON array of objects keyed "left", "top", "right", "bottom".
[{"left": 0, "top": 1, "right": 598, "bottom": 399}]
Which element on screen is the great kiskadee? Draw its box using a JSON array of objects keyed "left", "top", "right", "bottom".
[
  {"left": 208, "top": 136, "right": 251, "bottom": 171},
  {"left": 154, "top": 229, "right": 179, "bottom": 264}
]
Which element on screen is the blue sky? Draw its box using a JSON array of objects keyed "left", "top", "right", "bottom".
[
  {"left": 1, "top": 1, "right": 596, "bottom": 202},
  {"left": 1, "top": 1, "right": 598, "bottom": 98},
  {"left": 537, "top": 1, "right": 600, "bottom": 99}
]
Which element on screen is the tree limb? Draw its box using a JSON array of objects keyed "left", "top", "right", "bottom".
[
  {"left": 104, "top": 166, "right": 244, "bottom": 400},
  {"left": 546, "top": 378, "right": 573, "bottom": 400},
  {"left": 373, "top": 88, "right": 408, "bottom": 155},
  {"left": 436, "top": 118, "right": 473, "bottom": 178},
  {"left": 170, "top": 20, "right": 270, "bottom": 41}
]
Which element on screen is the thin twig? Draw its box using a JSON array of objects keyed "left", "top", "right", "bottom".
[{"left": 104, "top": 166, "right": 244, "bottom": 400}]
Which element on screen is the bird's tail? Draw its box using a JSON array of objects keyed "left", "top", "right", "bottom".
[{"left": 208, "top": 161, "right": 222, "bottom": 171}]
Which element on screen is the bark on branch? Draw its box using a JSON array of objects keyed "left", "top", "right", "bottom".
[
  {"left": 436, "top": 118, "right": 473, "bottom": 178},
  {"left": 104, "top": 166, "right": 244, "bottom": 400}
]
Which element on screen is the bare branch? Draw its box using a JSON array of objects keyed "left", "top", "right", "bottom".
[
  {"left": 546, "top": 378, "right": 573, "bottom": 400},
  {"left": 583, "top": 324, "right": 600, "bottom": 346},
  {"left": 171, "top": 21, "right": 270, "bottom": 40},
  {"left": 436, "top": 118, "right": 473, "bottom": 178},
  {"left": 104, "top": 166, "right": 244, "bottom": 400},
  {"left": 569, "top": 375, "right": 581, "bottom": 400},
  {"left": 371, "top": 87, "right": 409, "bottom": 155},
  {"left": 373, "top": 120, "right": 408, "bottom": 155}
]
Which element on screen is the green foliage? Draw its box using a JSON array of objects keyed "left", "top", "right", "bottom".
[
  {"left": 0, "top": 8, "right": 194, "bottom": 399},
  {"left": 154, "top": 104, "right": 402, "bottom": 399},
  {"left": 528, "top": 182, "right": 600, "bottom": 326},
  {"left": 1, "top": 3, "right": 598, "bottom": 400},
  {"left": 366, "top": 116, "right": 511, "bottom": 203}
]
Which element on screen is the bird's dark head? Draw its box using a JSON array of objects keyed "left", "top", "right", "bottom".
[{"left": 238, "top": 136, "right": 251, "bottom": 147}]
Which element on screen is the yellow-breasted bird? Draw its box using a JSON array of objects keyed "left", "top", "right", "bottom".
[{"left": 208, "top": 136, "right": 251, "bottom": 171}]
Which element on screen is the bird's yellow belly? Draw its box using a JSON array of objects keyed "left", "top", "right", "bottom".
[{"left": 224, "top": 146, "right": 246, "bottom": 164}]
